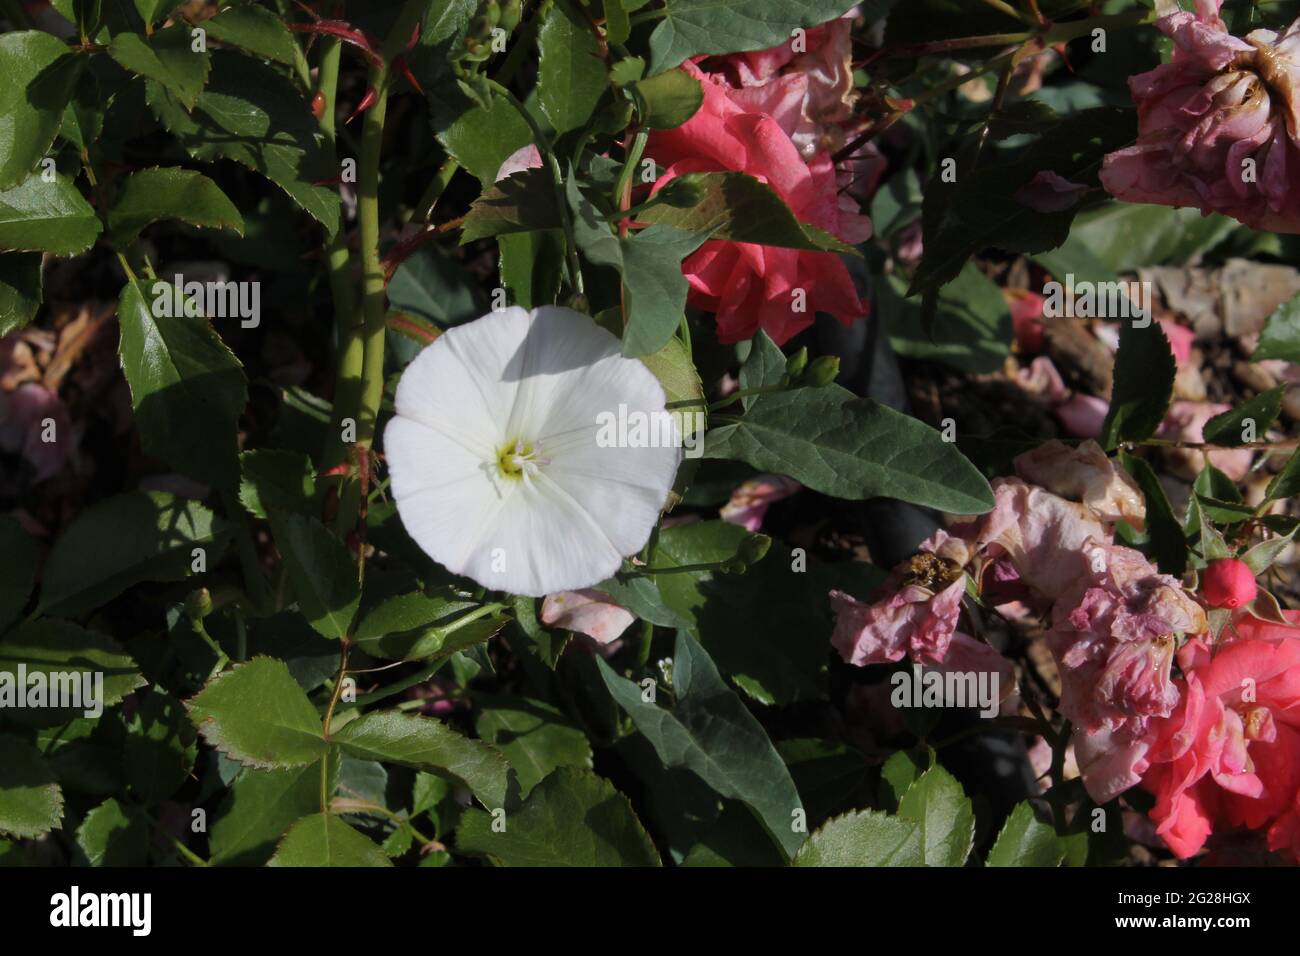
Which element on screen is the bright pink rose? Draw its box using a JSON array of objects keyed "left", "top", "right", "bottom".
[
  {"left": 647, "top": 56, "right": 871, "bottom": 344},
  {"left": 1100, "top": 0, "right": 1300, "bottom": 232},
  {"left": 1202, "top": 557, "right": 1258, "bottom": 609},
  {"left": 1141, "top": 612, "right": 1300, "bottom": 861}
]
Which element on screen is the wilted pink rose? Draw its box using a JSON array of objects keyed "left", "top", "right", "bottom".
[
  {"left": 830, "top": 567, "right": 966, "bottom": 667},
  {"left": 1048, "top": 540, "right": 1207, "bottom": 801},
  {"left": 647, "top": 58, "right": 871, "bottom": 344},
  {"left": 719, "top": 474, "right": 801, "bottom": 531},
  {"left": 1141, "top": 612, "right": 1300, "bottom": 860},
  {"left": 540, "top": 589, "right": 635, "bottom": 645},
  {"left": 1100, "top": 0, "right": 1300, "bottom": 232}
]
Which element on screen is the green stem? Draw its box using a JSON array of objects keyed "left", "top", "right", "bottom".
[
  {"left": 221, "top": 491, "right": 269, "bottom": 614},
  {"left": 408, "top": 156, "right": 459, "bottom": 224}
]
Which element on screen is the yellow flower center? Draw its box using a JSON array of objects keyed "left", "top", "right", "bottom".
[{"left": 496, "top": 438, "right": 545, "bottom": 481}]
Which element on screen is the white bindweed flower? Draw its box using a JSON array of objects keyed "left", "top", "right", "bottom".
[{"left": 384, "top": 306, "right": 680, "bottom": 597}]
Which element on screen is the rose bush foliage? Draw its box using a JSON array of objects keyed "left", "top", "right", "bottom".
[{"left": 0, "top": 0, "right": 1299, "bottom": 870}]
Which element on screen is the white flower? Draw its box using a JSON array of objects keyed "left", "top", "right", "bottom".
[{"left": 383, "top": 306, "right": 680, "bottom": 597}]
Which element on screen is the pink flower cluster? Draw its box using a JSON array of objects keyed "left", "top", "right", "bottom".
[
  {"left": 1101, "top": 0, "right": 1300, "bottom": 232},
  {"left": 645, "top": 18, "right": 877, "bottom": 345},
  {"left": 830, "top": 438, "right": 1300, "bottom": 861}
]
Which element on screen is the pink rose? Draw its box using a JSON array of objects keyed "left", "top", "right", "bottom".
[
  {"left": 1201, "top": 557, "right": 1259, "bottom": 609},
  {"left": 646, "top": 53, "right": 871, "bottom": 344},
  {"left": 1141, "top": 612, "right": 1300, "bottom": 861},
  {"left": 1100, "top": 0, "right": 1300, "bottom": 232}
]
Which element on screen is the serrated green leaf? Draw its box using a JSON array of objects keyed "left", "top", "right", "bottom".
[
  {"left": 204, "top": 4, "right": 299, "bottom": 65},
  {"left": 457, "top": 767, "right": 660, "bottom": 866},
  {"left": 0, "top": 620, "right": 144, "bottom": 727},
  {"left": 125, "top": 690, "right": 196, "bottom": 802},
  {"left": 76, "top": 797, "right": 149, "bottom": 866},
  {"left": 792, "top": 808, "right": 923, "bottom": 866},
  {"left": 208, "top": 760, "right": 326, "bottom": 865},
  {"left": 109, "top": 25, "right": 210, "bottom": 110},
  {"left": 117, "top": 277, "right": 247, "bottom": 488},
  {"left": 632, "top": 68, "right": 702, "bottom": 129},
  {"left": 435, "top": 94, "right": 532, "bottom": 185},
  {"left": 0, "top": 515, "right": 37, "bottom": 632},
  {"left": 107, "top": 167, "right": 243, "bottom": 246},
  {"left": 538, "top": 0, "right": 608, "bottom": 134},
  {"left": 0, "top": 31, "right": 83, "bottom": 190},
  {"left": 353, "top": 590, "right": 503, "bottom": 662},
  {"left": 268, "top": 513, "right": 359, "bottom": 640},
  {"left": 597, "top": 630, "right": 804, "bottom": 858},
  {"left": 238, "top": 448, "right": 314, "bottom": 519},
  {"left": 0, "top": 253, "right": 42, "bottom": 335},
  {"left": 37, "top": 491, "right": 223, "bottom": 617},
  {"left": 0, "top": 736, "right": 63, "bottom": 839},
  {"left": 188, "top": 658, "right": 326, "bottom": 769},
  {"left": 0, "top": 171, "right": 101, "bottom": 256},
  {"left": 333, "top": 710, "right": 513, "bottom": 810},
  {"left": 1203, "top": 386, "right": 1285, "bottom": 447},
  {"left": 704, "top": 384, "right": 994, "bottom": 513},
  {"left": 1253, "top": 293, "right": 1300, "bottom": 363},
  {"left": 1265, "top": 447, "right": 1300, "bottom": 503},
  {"left": 147, "top": 52, "right": 339, "bottom": 235},
  {"left": 460, "top": 168, "right": 562, "bottom": 242},
  {"left": 1101, "top": 320, "right": 1176, "bottom": 449},
  {"left": 897, "top": 764, "right": 975, "bottom": 866},
  {"left": 269, "top": 813, "right": 393, "bottom": 867},
  {"left": 986, "top": 801, "right": 1066, "bottom": 867}
]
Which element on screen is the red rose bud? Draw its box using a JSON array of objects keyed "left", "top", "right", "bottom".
[
  {"left": 310, "top": 91, "right": 327, "bottom": 119},
  {"left": 1202, "top": 558, "right": 1257, "bottom": 610}
]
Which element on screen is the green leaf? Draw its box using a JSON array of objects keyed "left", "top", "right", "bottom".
[
  {"left": 107, "top": 167, "right": 243, "bottom": 246},
  {"left": 1049, "top": 202, "right": 1237, "bottom": 276},
  {"left": 76, "top": 798, "right": 149, "bottom": 866},
  {"left": 704, "top": 384, "right": 994, "bottom": 514},
  {"left": 1253, "top": 293, "right": 1300, "bottom": 363},
  {"left": 986, "top": 801, "right": 1066, "bottom": 867},
  {"left": 269, "top": 513, "right": 359, "bottom": 640},
  {"left": 911, "top": 107, "right": 1134, "bottom": 295},
  {"left": 475, "top": 695, "right": 593, "bottom": 798},
  {"left": 792, "top": 809, "right": 923, "bottom": 866},
  {"left": 1101, "top": 319, "right": 1176, "bottom": 449},
  {"left": 187, "top": 658, "right": 327, "bottom": 769},
  {"left": 435, "top": 94, "right": 532, "bottom": 185},
  {"left": 1121, "top": 452, "right": 1187, "bottom": 576},
  {"left": 268, "top": 813, "right": 393, "bottom": 867},
  {"left": 1265, "top": 447, "right": 1300, "bottom": 503},
  {"left": 353, "top": 590, "right": 503, "bottom": 662},
  {"left": 238, "top": 448, "right": 314, "bottom": 520},
  {"left": 638, "top": 171, "right": 857, "bottom": 253},
  {"left": 0, "top": 736, "right": 63, "bottom": 839},
  {"left": 896, "top": 764, "right": 975, "bottom": 866},
  {"left": 632, "top": 68, "right": 703, "bottom": 129},
  {"left": 208, "top": 760, "right": 326, "bottom": 865},
  {"left": 37, "top": 490, "right": 222, "bottom": 617},
  {"left": 648, "top": 0, "right": 860, "bottom": 73},
  {"left": 460, "top": 168, "right": 562, "bottom": 242},
  {"left": 0, "top": 252, "right": 42, "bottom": 335},
  {"left": 0, "top": 171, "right": 102, "bottom": 256},
  {"left": 596, "top": 630, "right": 805, "bottom": 858},
  {"left": 387, "top": 245, "right": 488, "bottom": 327},
  {"left": 0, "top": 31, "right": 83, "bottom": 190},
  {"left": 204, "top": 4, "right": 299, "bottom": 65},
  {"left": 333, "top": 710, "right": 513, "bottom": 810},
  {"left": 147, "top": 51, "right": 340, "bottom": 236},
  {"left": 125, "top": 690, "right": 196, "bottom": 802},
  {"left": 1203, "top": 386, "right": 1285, "bottom": 447},
  {"left": 0, "top": 515, "right": 37, "bottom": 632},
  {"left": 117, "top": 278, "right": 247, "bottom": 488},
  {"left": 879, "top": 748, "right": 927, "bottom": 809},
  {"left": 59, "top": 64, "right": 102, "bottom": 153},
  {"left": 737, "top": 330, "right": 788, "bottom": 410},
  {"left": 457, "top": 767, "right": 660, "bottom": 866},
  {"left": 0, "top": 620, "right": 145, "bottom": 727},
  {"left": 538, "top": 0, "right": 608, "bottom": 134},
  {"left": 880, "top": 263, "right": 1011, "bottom": 374},
  {"left": 619, "top": 225, "right": 709, "bottom": 356},
  {"left": 109, "top": 25, "right": 210, "bottom": 110}
]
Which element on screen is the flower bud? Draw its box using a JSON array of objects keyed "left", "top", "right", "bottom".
[
  {"left": 737, "top": 533, "right": 772, "bottom": 566},
  {"left": 1202, "top": 558, "right": 1257, "bottom": 610},
  {"left": 784, "top": 347, "right": 808, "bottom": 381},
  {"left": 801, "top": 355, "right": 840, "bottom": 387},
  {"left": 185, "top": 587, "right": 213, "bottom": 620}
]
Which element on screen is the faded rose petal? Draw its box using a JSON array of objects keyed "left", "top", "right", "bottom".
[
  {"left": 1054, "top": 393, "right": 1110, "bottom": 439},
  {"left": 830, "top": 575, "right": 965, "bottom": 668},
  {"left": 1014, "top": 439, "right": 1146, "bottom": 527},
  {"left": 540, "top": 589, "right": 636, "bottom": 645},
  {"left": 1014, "top": 170, "right": 1089, "bottom": 213},
  {"left": 720, "top": 474, "right": 801, "bottom": 531}
]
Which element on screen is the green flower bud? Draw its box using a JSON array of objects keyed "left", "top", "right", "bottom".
[
  {"left": 185, "top": 587, "right": 213, "bottom": 620},
  {"left": 802, "top": 355, "right": 840, "bottom": 387},
  {"left": 785, "top": 347, "right": 808, "bottom": 380},
  {"left": 737, "top": 533, "right": 772, "bottom": 567}
]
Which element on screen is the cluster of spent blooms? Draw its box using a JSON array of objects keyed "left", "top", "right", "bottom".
[
  {"left": 643, "top": 16, "right": 878, "bottom": 345},
  {"left": 1101, "top": 0, "right": 1300, "bottom": 232},
  {"left": 830, "top": 439, "right": 1300, "bottom": 861}
]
